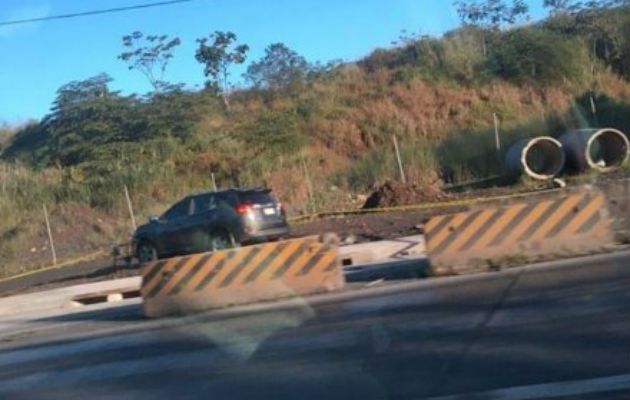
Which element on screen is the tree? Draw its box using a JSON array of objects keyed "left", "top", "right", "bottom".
[
  {"left": 543, "top": 0, "right": 627, "bottom": 14},
  {"left": 455, "top": 0, "right": 529, "bottom": 28},
  {"left": 390, "top": 29, "right": 427, "bottom": 46},
  {"left": 454, "top": 0, "right": 529, "bottom": 55},
  {"left": 50, "top": 73, "right": 114, "bottom": 112},
  {"left": 543, "top": 0, "right": 581, "bottom": 14},
  {"left": 195, "top": 31, "right": 249, "bottom": 110},
  {"left": 5, "top": 74, "right": 140, "bottom": 167},
  {"left": 118, "top": 31, "right": 181, "bottom": 92},
  {"left": 244, "top": 43, "right": 310, "bottom": 91},
  {"left": 543, "top": 0, "right": 630, "bottom": 79}
]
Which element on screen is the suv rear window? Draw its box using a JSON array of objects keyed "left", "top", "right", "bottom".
[{"left": 238, "top": 191, "right": 276, "bottom": 205}]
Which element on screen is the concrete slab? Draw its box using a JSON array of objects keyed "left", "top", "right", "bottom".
[
  {"left": 338, "top": 235, "right": 426, "bottom": 266},
  {"left": 0, "top": 277, "right": 141, "bottom": 317}
]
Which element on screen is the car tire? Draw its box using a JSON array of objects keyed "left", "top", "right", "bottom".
[
  {"left": 137, "top": 241, "right": 158, "bottom": 264},
  {"left": 210, "top": 229, "right": 236, "bottom": 251}
]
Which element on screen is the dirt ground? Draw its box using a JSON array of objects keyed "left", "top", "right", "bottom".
[
  {"left": 291, "top": 209, "right": 444, "bottom": 242},
  {"left": 0, "top": 203, "right": 128, "bottom": 279},
  {"left": 290, "top": 180, "right": 556, "bottom": 242}
]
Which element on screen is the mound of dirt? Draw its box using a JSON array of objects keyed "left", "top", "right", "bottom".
[{"left": 363, "top": 180, "right": 444, "bottom": 209}]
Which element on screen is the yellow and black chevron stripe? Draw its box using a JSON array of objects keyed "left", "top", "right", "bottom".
[
  {"left": 425, "top": 192, "right": 608, "bottom": 256},
  {"left": 141, "top": 236, "right": 339, "bottom": 300}
]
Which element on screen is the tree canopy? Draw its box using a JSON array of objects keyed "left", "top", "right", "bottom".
[
  {"left": 195, "top": 31, "right": 249, "bottom": 109},
  {"left": 118, "top": 31, "right": 181, "bottom": 92},
  {"left": 244, "top": 43, "right": 310, "bottom": 91},
  {"left": 454, "top": 0, "right": 529, "bottom": 29}
]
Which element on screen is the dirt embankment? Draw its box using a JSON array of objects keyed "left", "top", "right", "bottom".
[{"left": 0, "top": 203, "right": 127, "bottom": 278}]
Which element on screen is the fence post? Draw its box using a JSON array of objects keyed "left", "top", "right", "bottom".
[
  {"left": 493, "top": 112, "right": 502, "bottom": 165},
  {"left": 211, "top": 172, "right": 218, "bottom": 191},
  {"left": 493, "top": 113, "right": 501, "bottom": 152},
  {"left": 589, "top": 95, "right": 598, "bottom": 124},
  {"left": 43, "top": 204, "right": 57, "bottom": 266},
  {"left": 124, "top": 184, "right": 137, "bottom": 231},
  {"left": 1, "top": 164, "right": 6, "bottom": 197},
  {"left": 301, "top": 154, "right": 314, "bottom": 213},
  {"left": 392, "top": 135, "right": 406, "bottom": 184}
]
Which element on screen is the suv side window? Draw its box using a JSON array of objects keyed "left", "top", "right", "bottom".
[
  {"left": 162, "top": 199, "right": 189, "bottom": 221},
  {"left": 191, "top": 194, "right": 217, "bottom": 214}
]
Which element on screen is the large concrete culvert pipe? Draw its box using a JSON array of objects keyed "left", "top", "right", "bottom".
[
  {"left": 506, "top": 136, "right": 566, "bottom": 180},
  {"left": 559, "top": 128, "right": 630, "bottom": 173}
]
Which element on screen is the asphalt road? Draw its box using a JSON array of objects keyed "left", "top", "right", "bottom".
[{"left": 0, "top": 251, "right": 628, "bottom": 399}]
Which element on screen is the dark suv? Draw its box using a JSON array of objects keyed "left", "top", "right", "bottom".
[{"left": 132, "top": 188, "right": 289, "bottom": 263}]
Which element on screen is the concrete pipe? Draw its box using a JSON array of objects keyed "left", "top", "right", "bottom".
[
  {"left": 506, "top": 136, "right": 565, "bottom": 180},
  {"left": 559, "top": 128, "right": 630, "bottom": 173}
]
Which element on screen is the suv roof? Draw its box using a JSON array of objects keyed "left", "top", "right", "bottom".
[{"left": 184, "top": 187, "right": 271, "bottom": 199}]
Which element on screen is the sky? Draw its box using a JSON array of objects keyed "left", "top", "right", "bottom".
[{"left": 0, "top": 0, "right": 547, "bottom": 123}]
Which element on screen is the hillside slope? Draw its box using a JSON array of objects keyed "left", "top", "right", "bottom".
[{"left": 1, "top": 2, "right": 629, "bottom": 276}]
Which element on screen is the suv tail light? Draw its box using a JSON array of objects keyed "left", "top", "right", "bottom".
[
  {"left": 277, "top": 202, "right": 286, "bottom": 216},
  {"left": 235, "top": 202, "right": 254, "bottom": 214}
]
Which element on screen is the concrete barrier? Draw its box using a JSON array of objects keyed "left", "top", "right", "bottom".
[
  {"left": 425, "top": 187, "right": 615, "bottom": 275},
  {"left": 141, "top": 235, "right": 343, "bottom": 317},
  {"left": 598, "top": 178, "right": 630, "bottom": 243}
]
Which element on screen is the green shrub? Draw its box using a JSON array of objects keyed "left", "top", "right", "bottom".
[
  {"left": 436, "top": 118, "right": 561, "bottom": 183},
  {"left": 342, "top": 140, "right": 438, "bottom": 191},
  {"left": 572, "top": 92, "right": 630, "bottom": 134},
  {"left": 543, "top": 4, "right": 630, "bottom": 81},
  {"left": 439, "top": 26, "right": 486, "bottom": 83},
  {"left": 240, "top": 109, "right": 307, "bottom": 183},
  {"left": 486, "top": 27, "right": 590, "bottom": 84}
]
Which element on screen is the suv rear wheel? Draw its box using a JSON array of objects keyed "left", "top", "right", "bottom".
[
  {"left": 137, "top": 241, "right": 157, "bottom": 264},
  {"left": 210, "top": 229, "right": 236, "bottom": 251}
]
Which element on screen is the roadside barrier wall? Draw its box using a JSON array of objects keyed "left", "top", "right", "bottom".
[
  {"left": 141, "top": 235, "right": 343, "bottom": 317},
  {"left": 424, "top": 186, "right": 616, "bottom": 275}
]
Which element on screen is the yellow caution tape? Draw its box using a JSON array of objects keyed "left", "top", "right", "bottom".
[
  {"left": 0, "top": 250, "right": 107, "bottom": 283},
  {"left": 287, "top": 187, "right": 564, "bottom": 224}
]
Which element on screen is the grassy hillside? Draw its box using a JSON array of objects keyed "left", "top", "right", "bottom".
[{"left": 1, "top": 2, "right": 629, "bottom": 276}]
